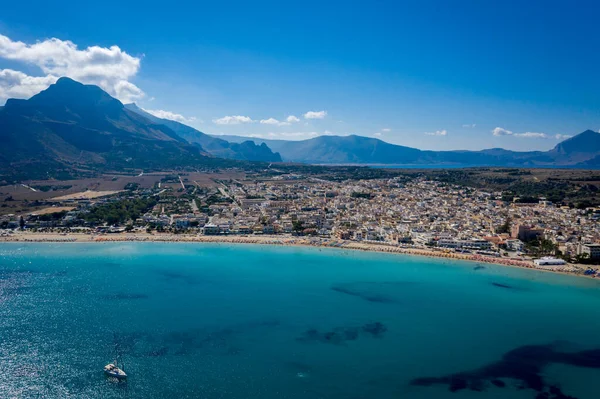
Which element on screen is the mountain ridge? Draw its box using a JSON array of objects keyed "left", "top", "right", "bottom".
[
  {"left": 214, "top": 132, "right": 599, "bottom": 166},
  {"left": 0, "top": 77, "right": 227, "bottom": 181}
]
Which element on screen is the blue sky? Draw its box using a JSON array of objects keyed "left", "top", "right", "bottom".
[{"left": 1, "top": 0, "right": 599, "bottom": 151}]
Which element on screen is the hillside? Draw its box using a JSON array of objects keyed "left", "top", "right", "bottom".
[
  {"left": 0, "top": 78, "right": 225, "bottom": 181},
  {"left": 125, "top": 104, "right": 281, "bottom": 162}
]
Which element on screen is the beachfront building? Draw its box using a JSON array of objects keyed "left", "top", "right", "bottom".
[
  {"left": 534, "top": 257, "right": 567, "bottom": 266},
  {"left": 203, "top": 224, "right": 220, "bottom": 235},
  {"left": 505, "top": 239, "right": 525, "bottom": 252},
  {"left": 577, "top": 243, "right": 600, "bottom": 259}
]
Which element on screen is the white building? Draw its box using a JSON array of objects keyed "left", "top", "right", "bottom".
[{"left": 534, "top": 257, "right": 567, "bottom": 266}]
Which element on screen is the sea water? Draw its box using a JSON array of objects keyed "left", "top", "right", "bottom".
[{"left": 1, "top": 242, "right": 600, "bottom": 399}]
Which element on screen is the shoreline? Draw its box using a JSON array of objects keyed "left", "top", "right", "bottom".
[{"left": 0, "top": 232, "right": 592, "bottom": 279}]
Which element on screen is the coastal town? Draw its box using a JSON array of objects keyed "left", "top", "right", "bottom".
[{"left": 1, "top": 172, "right": 599, "bottom": 275}]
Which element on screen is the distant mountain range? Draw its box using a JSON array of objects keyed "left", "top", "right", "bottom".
[
  {"left": 124, "top": 103, "right": 281, "bottom": 162},
  {"left": 215, "top": 132, "right": 600, "bottom": 167},
  {"left": 0, "top": 77, "right": 598, "bottom": 183}
]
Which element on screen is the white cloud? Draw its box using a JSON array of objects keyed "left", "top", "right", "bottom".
[
  {"left": 492, "top": 127, "right": 548, "bottom": 139},
  {"left": 142, "top": 108, "right": 198, "bottom": 124},
  {"left": 492, "top": 127, "right": 513, "bottom": 136},
  {"left": 424, "top": 129, "right": 448, "bottom": 136},
  {"left": 303, "top": 110, "right": 327, "bottom": 119},
  {"left": 0, "top": 69, "right": 58, "bottom": 101},
  {"left": 286, "top": 115, "right": 300, "bottom": 123},
  {"left": 0, "top": 34, "right": 144, "bottom": 103},
  {"left": 555, "top": 134, "right": 572, "bottom": 140},
  {"left": 513, "top": 132, "right": 548, "bottom": 139},
  {"left": 213, "top": 115, "right": 254, "bottom": 125},
  {"left": 374, "top": 132, "right": 382, "bottom": 137},
  {"left": 462, "top": 123, "right": 476, "bottom": 128},
  {"left": 381, "top": 128, "right": 391, "bottom": 132},
  {"left": 260, "top": 117, "right": 290, "bottom": 126}
]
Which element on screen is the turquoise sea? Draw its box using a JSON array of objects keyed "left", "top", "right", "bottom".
[{"left": 2, "top": 243, "right": 600, "bottom": 399}]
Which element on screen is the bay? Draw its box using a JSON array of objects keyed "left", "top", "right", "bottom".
[{"left": 1, "top": 242, "right": 600, "bottom": 399}]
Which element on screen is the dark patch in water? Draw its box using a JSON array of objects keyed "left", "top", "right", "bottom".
[
  {"left": 474, "top": 265, "right": 486, "bottom": 270},
  {"left": 491, "top": 282, "right": 514, "bottom": 289},
  {"left": 155, "top": 269, "right": 201, "bottom": 285},
  {"left": 331, "top": 286, "right": 394, "bottom": 303},
  {"left": 491, "top": 282, "right": 526, "bottom": 291},
  {"left": 330, "top": 281, "right": 413, "bottom": 304},
  {"left": 297, "top": 322, "right": 387, "bottom": 345},
  {"left": 362, "top": 322, "right": 387, "bottom": 337},
  {"left": 114, "top": 318, "right": 281, "bottom": 358},
  {"left": 101, "top": 292, "right": 149, "bottom": 301},
  {"left": 491, "top": 379, "right": 506, "bottom": 387},
  {"left": 410, "top": 343, "right": 600, "bottom": 398}
]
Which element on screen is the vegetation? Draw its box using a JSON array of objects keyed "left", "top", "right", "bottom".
[
  {"left": 524, "top": 238, "right": 558, "bottom": 257},
  {"left": 83, "top": 197, "right": 157, "bottom": 225},
  {"left": 31, "top": 185, "right": 73, "bottom": 192},
  {"left": 496, "top": 216, "right": 511, "bottom": 234}
]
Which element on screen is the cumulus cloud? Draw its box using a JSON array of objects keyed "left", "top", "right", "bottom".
[
  {"left": 0, "top": 69, "right": 58, "bottom": 101},
  {"left": 492, "top": 127, "right": 513, "bottom": 136},
  {"left": 0, "top": 34, "right": 144, "bottom": 103},
  {"left": 260, "top": 117, "right": 290, "bottom": 126},
  {"left": 424, "top": 129, "right": 448, "bottom": 136},
  {"left": 555, "top": 134, "right": 572, "bottom": 140},
  {"left": 213, "top": 115, "right": 254, "bottom": 125},
  {"left": 286, "top": 115, "right": 300, "bottom": 123},
  {"left": 381, "top": 128, "right": 391, "bottom": 132},
  {"left": 374, "top": 132, "right": 382, "bottom": 136},
  {"left": 492, "top": 127, "right": 548, "bottom": 139},
  {"left": 303, "top": 110, "right": 327, "bottom": 119},
  {"left": 142, "top": 108, "right": 198, "bottom": 124},
  {"left": 462, "top": 123, "right": 476, "bottom": 128}
]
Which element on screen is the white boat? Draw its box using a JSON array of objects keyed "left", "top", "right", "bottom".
[{"left": 104, "top": 361, "right": 127, "bottom": 379}]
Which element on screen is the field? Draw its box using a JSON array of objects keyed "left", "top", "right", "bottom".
[{"left": 0, "top": 171, "right": 246, "bottom": 216}]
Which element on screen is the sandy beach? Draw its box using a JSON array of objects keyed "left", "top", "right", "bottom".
[{"left": 0, "top": 231, "right": 590, "bottom": 278}]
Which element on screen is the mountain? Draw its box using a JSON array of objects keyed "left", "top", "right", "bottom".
[
  {"left": 216, "top": 135, "right": 423, "bottom": 164},
  {"left": 216, "top": 132, "right": 600, "bottom": 167},
  {"left": 0, "top": 77, "right": 226, "bottom": 181},
  {"left": 548, "top": 130, "right": 600, "bottom": 163},
  {"left": 125, "top": 104, "right": 281, "bottom": 162}
]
